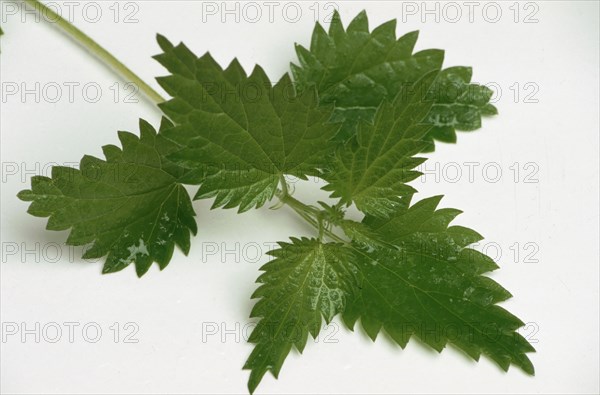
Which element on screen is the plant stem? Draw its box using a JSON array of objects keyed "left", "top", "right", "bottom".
[
  {"left": 278, "top": 175, "right": 289, "bottom": 197},
  {"left": 24, "top": 0, "right": 166, "bottom": 105},
  {"left": 278, "top": 192, "right": 316, "bottom": 216},
  {"left": 276, "top": 189, "right": 348, "bottom": 244}
]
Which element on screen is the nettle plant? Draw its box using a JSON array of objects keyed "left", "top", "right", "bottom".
[{"left": 14, "top": 2, "right": 534, "bottom": 393}]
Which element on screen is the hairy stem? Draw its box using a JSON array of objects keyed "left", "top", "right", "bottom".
[{"left": 24, "top": 0, "right": 166, "bottom": 105}]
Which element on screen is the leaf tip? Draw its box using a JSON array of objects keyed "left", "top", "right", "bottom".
[
  {"left": 247, "top": 370, "right": 264, "bottom": 395},
  {"left": 156, "top": 33, "right": 174, "bottom": 51},
  {"left": 17, "top": 189, "right": 33, "bottom": 202}
]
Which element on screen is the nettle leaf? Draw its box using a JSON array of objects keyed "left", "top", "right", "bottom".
[
  {"left": 291, "top": 10, "right": 496, "bottom": 149},
  {"left": 343, "top": 195, "right": 535, "bottom": 375},
  {"left": 18, "top": 119, "right": 197, "bottom": 277},
  {"left": 153, "top": 35, "right": 340, "bottom": 212},
  {"left": 244, "top": 237, "right": 357, "bottom": 393},
  {"left": 322, "top": 72, "right": 437, "bottom": 217}
]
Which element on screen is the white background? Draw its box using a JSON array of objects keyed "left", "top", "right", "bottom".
[{"left": 1, "top": 1, "right": 599, "bottom": 394}]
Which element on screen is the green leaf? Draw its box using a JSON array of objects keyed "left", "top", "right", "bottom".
[
  {"left": 322, "top": 72, "right": 437, "bottom": 217},
  {"left": 343, "top": 195, "right": 535, "bottom": 375},
  {"left": 291, "top": 10, "right": 496, "bottom": 148},
  {"left": 18, "top": 119, "right": 197, "bottom": 277},
  {"left": 244, "top": 237, "right": 357, "bottom": 393},
  {"left": 153, "top": 35, "right": 340, "bottom": 212}
]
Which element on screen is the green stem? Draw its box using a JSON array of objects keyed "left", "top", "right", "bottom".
[
  {"left": 276, "top": 189, "right": 348, "bottom": 244},
  {"left": 317, "top": 216, "right": 325, "bottom": 242},
  {"left": 277, "top": 190, "right": 319, "bottom": 217},
  {"left": 278, "top": 175, "right": 289, "bottom": 197},
  {"left": 24, "top": 0, "right": 166, "bottom": 105}
]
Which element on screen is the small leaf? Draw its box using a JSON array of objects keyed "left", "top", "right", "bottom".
[
  {"left": 322, "top": 72, "right": 438, "bottom": 217},
  {"left": 244, "top": 237, "right": 358, "bottom": 393},
  {"left": 18, "top": 119, "right": 197, "bottom": 276}
]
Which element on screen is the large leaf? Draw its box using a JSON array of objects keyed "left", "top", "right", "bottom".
[
  {"left": 342, "top": 195, "right": 535, "bottom": 374},
  {"left": 153, "top": 35, "right": 340, "bottom": 212},
  {"left": 244, "top": 237, "right": 357, "bottom": 393},
  {"left": 18, "top": 119, "right": 197, "bottom": 277},
  {"left": 291, "top": 10, "right": 496, "bottom": 149}
]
